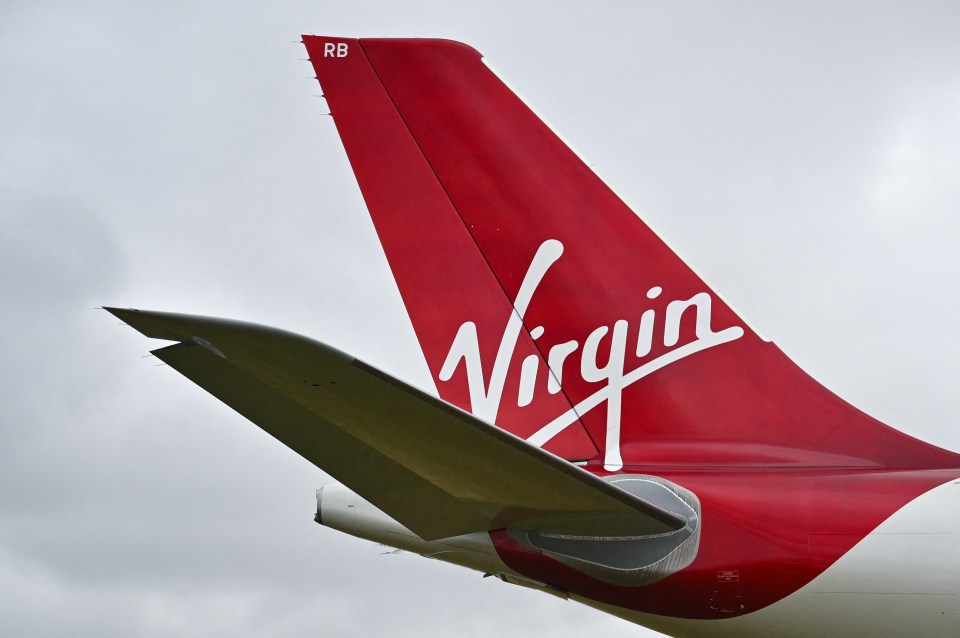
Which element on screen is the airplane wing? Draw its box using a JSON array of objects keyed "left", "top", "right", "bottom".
[{"left": 105, "top": 307, "right": 686, "bottom": 541}]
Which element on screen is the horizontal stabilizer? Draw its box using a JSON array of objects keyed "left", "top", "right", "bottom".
[{"left": 105, "top": 307, "right": 686, "bottom": 540}]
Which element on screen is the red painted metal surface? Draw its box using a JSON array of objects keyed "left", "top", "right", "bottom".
[
  {"left": 493, "top": 467, "right": 958, "bottom": 617},
  {"left": 303, "top": 35, "right": 960, "bottom": 618},
  {"left": 303, "top": 36, "right": 596, "bottom": 460}
]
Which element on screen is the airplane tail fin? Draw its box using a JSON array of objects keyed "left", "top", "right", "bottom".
[{"left": 303, "top": 36, "right": 955, "bottom": 471}]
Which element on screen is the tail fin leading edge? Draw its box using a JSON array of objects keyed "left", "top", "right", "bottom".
[{"left": 304, "top": 36, "right": 956, "bottom": 471}]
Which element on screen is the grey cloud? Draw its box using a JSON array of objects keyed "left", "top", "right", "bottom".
[{"left": 2, "top": 1, "right": 959, "bottom": 637}]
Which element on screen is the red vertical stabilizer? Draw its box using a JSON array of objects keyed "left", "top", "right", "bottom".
[{"left": 303, "top": 36, "right": 956, "bottom": 471}]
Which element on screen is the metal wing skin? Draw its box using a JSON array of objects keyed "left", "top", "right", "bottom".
[{"left": 105, "top": 307, "right": 685, "bottom": 542}]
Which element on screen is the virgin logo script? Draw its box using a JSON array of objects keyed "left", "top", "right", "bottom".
[{"left": 439, "top": 240, "right": 745, "bottom": 471}]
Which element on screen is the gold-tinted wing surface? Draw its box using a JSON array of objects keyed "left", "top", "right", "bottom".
[{"left": 106, "top": 308, "right": 685, "bottom": 541}]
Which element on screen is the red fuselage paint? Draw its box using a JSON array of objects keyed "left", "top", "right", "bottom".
[{"left": 491, "top": 467, "right": 959, "bottom": 618}]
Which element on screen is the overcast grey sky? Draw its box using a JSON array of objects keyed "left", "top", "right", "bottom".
[{"left": 2, "top": 1, "right": 960, "bottom": 636}]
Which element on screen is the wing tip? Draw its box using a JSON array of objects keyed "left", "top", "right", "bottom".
[{"left": 103, "top": 306, "right": 190, "bottom": 342}]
